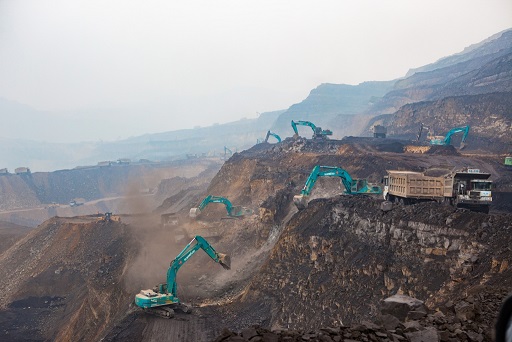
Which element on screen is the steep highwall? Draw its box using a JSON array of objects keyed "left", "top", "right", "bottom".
[
  {"left": 387, "top": 92, "right": 512, "bottom": 152},
  {"left": 235, "top": 196, "right": 511, "bottom": 333}
]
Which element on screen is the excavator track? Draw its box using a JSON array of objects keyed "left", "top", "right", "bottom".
[
  {"left": 144, "top": 306, "right": 175, "bottom": 319},
  {"left": 143, "top": 303, "right": 192, "bottom": 319}
]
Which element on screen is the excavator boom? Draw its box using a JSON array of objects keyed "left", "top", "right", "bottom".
[{"left": 265, "top": 130, "right": 281, "bottom": 143}]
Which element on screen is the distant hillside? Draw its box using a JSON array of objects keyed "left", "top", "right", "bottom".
[
  {"left": 405, "top": 29, "right": 512, "bottom": 76},
  {"left": 0, "top": 159, "right": 218, "bottom": 211},
  {"left": 3, "top": 29, "right": 511, "bottom": 171},
  {"left": 370, "top": 29, "right": 512, "bottom": 116},
  {"left": 272, "top": 81, "right": 395, "bottom": 138},
  {"left": 272, "top": 30, "right": 512, "bottom": 141},
  {"left": 384, "top": 91, "right": 512, "bottom": 152},
  {"left": 0, "top": 110, "right": 283, "bottom": 172}
]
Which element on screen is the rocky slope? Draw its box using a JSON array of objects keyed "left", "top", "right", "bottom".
[
  {"left": 384, "top": 91, "right": 512, "bottom": 151},
  {"left": 227, "top": 196, "right": 511, "bottom": 333},
  {"left": 0, "top": 217, "right": 136, "bottom": 341},
  {"left": 0, "top": 221, "right": 33, "bottom": 255},
  {"left": 2, "top": 138, "right": 511, "bottom": 342},
  {"left": 271, "top": 81, "right": 395, "bottom": 139},
  {"left": 370, "top": 30, "right": 512, "bottom": 116}
]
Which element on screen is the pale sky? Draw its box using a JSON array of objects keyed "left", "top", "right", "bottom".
[{"left": 0, "top": 0, "right": 511, "bottom": 142}]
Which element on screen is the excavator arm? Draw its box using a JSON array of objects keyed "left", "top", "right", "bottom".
[
  {"left": 166, "top": 236, "right": 230, "bottom": 297},
  {"left": 444, "top": 125, "right": 470, "bottom": 148},
  {"left": 430, "top": 125, "right": 470, "bottom": 148},
  {"left": 190, "top": 195, "right": 253, "bottom": 218},
  {"left": 300, "top": 166, "right": 354, "bottom": 196},
  {"left": 191, "top": 195, "right": 232, "bottom": 217},
  {"left": 291, "top": 120, "right": 299, "bottom": 135},
  {"left": 265, "top": 130, "right": 281, "bottom": 143}
]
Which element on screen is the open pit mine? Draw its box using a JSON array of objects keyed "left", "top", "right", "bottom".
[{"left": 0, "top": 136, "right": 511, "bottom": 342}]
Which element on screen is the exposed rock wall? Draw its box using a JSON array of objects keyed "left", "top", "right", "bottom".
[
  {"left": 236, "top": 196, "right": 512, "bottom": 333},
  {"left": 387, "top": 92, "right": 512, "bottom": 151}
]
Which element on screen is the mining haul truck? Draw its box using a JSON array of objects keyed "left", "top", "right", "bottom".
[{"left": 383, "top": 168, "right": 492, "bottom": 213}]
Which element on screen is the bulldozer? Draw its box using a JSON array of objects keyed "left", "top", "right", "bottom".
[{"left": 97, "top": 212, "right": 121, "bottom": 222}]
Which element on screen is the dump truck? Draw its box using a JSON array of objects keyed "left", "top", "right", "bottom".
[
  {"left": 382, "top": 168, "right": 492, "bottom": 213},
  {"left": 373, "top": 125, "right": 387, "bottom": 138}
]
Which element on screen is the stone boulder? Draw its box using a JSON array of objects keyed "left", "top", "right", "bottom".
[{"left": 381, "top": 294, "right": 428, "bottom": 322}]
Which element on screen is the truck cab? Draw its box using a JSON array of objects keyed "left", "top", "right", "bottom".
[{"left": 453, "top": 169, "right": 492, "bottom": 212}]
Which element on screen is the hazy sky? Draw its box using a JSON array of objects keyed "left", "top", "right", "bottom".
[{"left": 1, "top": 0, "right": 511, "bottom": 142}]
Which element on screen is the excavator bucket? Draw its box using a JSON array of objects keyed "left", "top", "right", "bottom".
[
  {"left": 460, "top": 142, "right": 466, "bottom": 150},
  {"left": 189, "top": 208, "right": 201, "bottom": 218},
  {"left": 231, "top": 206, "right": 254, "bottom": 217},
  {"left": 217, "top": 253, "right": 231, "bottom": 270},
  {"left": 293, "top": 194, "right": 308, "bottom": 210}
]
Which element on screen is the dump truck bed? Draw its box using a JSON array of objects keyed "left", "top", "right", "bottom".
[{"left": 387, "top": 170, "right": 453, "bottom": 199}]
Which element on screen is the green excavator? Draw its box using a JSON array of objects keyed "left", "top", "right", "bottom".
[
  {"left": 189, "top": 195, "right": 253, "bottom": 219},
  {"left": 135, "top": 235, "right": 230, "bottom": 318},
  {"left": 293, "top": 165, "right": 382, "bottom": 209},
  {"left": 291, "top": 120, "right": 333, "bottom": 140},
  {"left": 429, "top": 125, "right": 470, "bottom": 149}
]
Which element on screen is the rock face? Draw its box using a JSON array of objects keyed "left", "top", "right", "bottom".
[
  {"left": 272, "top": 81, "right": 395, "bottom": 138},
  {"left": 386, "top": 92, "right": 512, "bottom": 152},
  {"left": 372, "top": 30, "right": 512, "bottom": 114},
  {"left": 227, "top": 195, "right": 511, "bottom": 340},
  {"left": 216, "top": 289, "right": 507, "bottom": 341}
]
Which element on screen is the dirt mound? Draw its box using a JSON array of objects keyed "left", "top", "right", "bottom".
[
  {"left": 426, "top": 145, "right": 460, "bottom": 155},
  {"left": 0, "top": 217, "right": 135, "bottom": 341},
  {"left": 0, "top": 221, "right": 33, "bottom": 254}
]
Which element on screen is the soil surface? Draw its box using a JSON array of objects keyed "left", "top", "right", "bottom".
[{"left": 0, "top": 137, "right": 511, "bottom": 341}]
